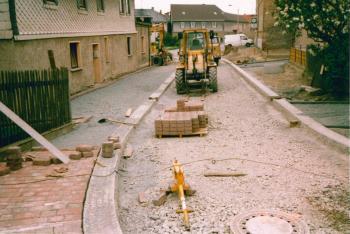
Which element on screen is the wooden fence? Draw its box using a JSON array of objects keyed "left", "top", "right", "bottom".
[
  {"left": 0, "top": 68, "right": 71, "bottom": 147},
  {"left": 290, "top": 47, "right": 307, "bottom": 66}
]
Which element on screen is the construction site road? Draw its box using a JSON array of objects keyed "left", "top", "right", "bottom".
[{"left": 118, "top": 62, "right": 349, "bottom": 233}]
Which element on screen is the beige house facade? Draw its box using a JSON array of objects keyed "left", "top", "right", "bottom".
[
  {"left": 0, "top": 0, "right": 150, "bottom": 94},
  {"left": 256, "top": 0, "right": 292, "bottom": 49}
]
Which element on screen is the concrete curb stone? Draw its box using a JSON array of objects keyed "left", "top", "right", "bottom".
[
  {"left": 223, "top": 58, "right": 349, "bottom": 153},
  {"left": 83, "top": 72, "right": 175, "bottom": 234}
]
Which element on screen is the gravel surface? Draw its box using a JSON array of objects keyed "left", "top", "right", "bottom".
[
  {"left": 52, "top": 64, "right": 175, "bottom": 148},
  {"left": 118, "top": 62, "right": 348, "bottom": 233}
]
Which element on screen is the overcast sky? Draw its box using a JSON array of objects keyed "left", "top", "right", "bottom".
[{"left": 135, "top": 0, "right": 256, "bottom": 15}]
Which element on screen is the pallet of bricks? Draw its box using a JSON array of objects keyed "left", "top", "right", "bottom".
[{"left": 155, "top": 99, "right": 208, "bottom": 138}]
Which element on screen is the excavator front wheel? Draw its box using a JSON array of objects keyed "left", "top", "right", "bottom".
[{"left": 175, "top": 69, "right": 186, "bottom": 94}]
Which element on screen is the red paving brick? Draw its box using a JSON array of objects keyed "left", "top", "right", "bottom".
[{"left": 0, "top": 150, "right": 97, "bottom": 233}]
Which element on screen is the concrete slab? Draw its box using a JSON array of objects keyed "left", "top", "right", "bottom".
[{"left": 272, "top": 99, "right": 350, "bottom": 153}]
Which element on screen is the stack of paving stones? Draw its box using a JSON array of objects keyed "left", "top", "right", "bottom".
[
  {"left": 155, "top": 99, "right": 208, "bottom": 137},
  {"left": 5, "top": 146, "right": 23, "bottom": 171},
  {"left": 108, "top": 136, "right": 121, "bottom": 150},
  {"left": 29, "top": 144, "right": 95, "bottom": 166},
  {"left": 75, "top": 144, "right": 94, "bottom": 159}
]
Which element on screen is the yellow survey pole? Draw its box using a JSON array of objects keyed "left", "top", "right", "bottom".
[{"left": 172, "top": 160, "right": 191, "bottom": 230}]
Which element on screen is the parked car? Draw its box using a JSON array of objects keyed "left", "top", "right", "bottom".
[{"left": 224, "top": 34, "right": 254, "bottom": 47}]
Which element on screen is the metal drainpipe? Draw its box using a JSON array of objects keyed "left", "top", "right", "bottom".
[{"left": 8, "top": 0, "right": 19, "bottom": 37}]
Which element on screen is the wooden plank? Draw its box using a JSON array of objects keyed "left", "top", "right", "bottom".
[
  {"left": 157, "top": 128, "right": 208, "bottom": 138},
  {"left": 204, "top": 172, "right": 247, "bottom": 177},
  {"left": 0, "top": 101, "right": 70, "bottom": 164}
]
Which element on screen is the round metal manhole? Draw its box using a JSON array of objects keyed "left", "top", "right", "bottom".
[{"left": 230, "top": 210, "right": 309, "bottom": 234}]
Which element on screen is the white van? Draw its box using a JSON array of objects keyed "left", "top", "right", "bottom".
[{"left": 224, "top": 34, "right": 253, "bottom": 47}]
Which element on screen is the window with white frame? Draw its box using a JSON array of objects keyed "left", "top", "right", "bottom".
[
  {"left": 201, "top": 22, "right": 206, "bottom": 29},
  {"left": 212, "top": 22, "right": 217, "bottom": 28},
  {"left": 77, "top": 0, "right": 87, "bottom": 10},
  {"left": 96, "top": 0, "right": 104, "bottom": 12},
  {"left": 125, "top": 0, "right": 131, "bottom": 14},
  {"left": 180, "top": 22, "right": 185, "bottom": 29},
  {"left": 69, "top": 42, "right": 82, "bottom": 69},
  {"left": 119, "top": 0, "right": 125, "bottom": 13},
  {"left": 190, "top": 22, "right": 196, "bottom": 28},
  {"left": 43, "top": 0, "right": 58, "bottom": 5}
]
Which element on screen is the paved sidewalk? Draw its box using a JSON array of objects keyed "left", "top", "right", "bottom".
[
  {"left": 0, "top": 150, "right": 98, "bottom": 234},
  {"left": 52, "top": 64, "right": 175, "bottom": 149}
]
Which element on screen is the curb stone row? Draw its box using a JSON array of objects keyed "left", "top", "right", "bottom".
[
  {"left": 83, "top": 73, "right": 175, "bottom": 234},
  {"left": 222, "top": 58, "right": 349, "bottom": 153}
]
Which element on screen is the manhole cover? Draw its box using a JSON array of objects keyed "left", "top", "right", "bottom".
[{"left": 230, "top": 210, "right": 309, "bottom": 234}]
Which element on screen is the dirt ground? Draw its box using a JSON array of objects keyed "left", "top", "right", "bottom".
[
  {"left": 117, "top": 63, "right": 349, "bottom": 233},
  {"left": 244, "top": 63, "right": 317, "bottom": 101},
  {"left": 225, "top": 47, "right": 344, "bottom": 101}
]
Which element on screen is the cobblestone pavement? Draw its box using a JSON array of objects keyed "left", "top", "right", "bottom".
[
  {"left": 52, "top": 64, "right": 175, "bottom": 148},
  {"left": 0, "top": 150, "right": 98, "bottom": 234},
  {"left": 118, "top": 62, "right": 348, "bottom": 233}
]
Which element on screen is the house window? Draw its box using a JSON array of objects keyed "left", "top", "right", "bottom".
[
  {"left": 77, "top": 0, "right": 87, "bottom": 10},
  {"left": 125, "top": 0, "right": 131, "bottom": 15},
  {"left": 180, "top": 22, "right": 185, "bottom": 29},
  {"left": 190, "top": 22, "right": 196, "bottom": 28},
  {"left": 141, "top": 36, "right": 145, "bottom": 53},
  {"left": 43, "top": 0, "right": 58, "bottom": 5},
  {"left": 104, "top": 37, "right": 110, "bottom": 63},
  {"left": 119, "top": 0, "right": 125, "bottom": 13},
  {"left": 70, "top": 42, "right": 81, "bottom": 69},
  {"left": 212, "top": 22, "right": 217, "bottom": 28},
  {"left": 201, "top": 22, "right": 206, "bottom": 29},
  {"left": 96, "top": 0, "right": 104, "bottom": 12},
  {"left": 127, "top": 37, "right": 132, "bottom": 56}
]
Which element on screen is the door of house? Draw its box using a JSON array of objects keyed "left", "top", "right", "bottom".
[{"left": 92, "top": 44, "right": 102, "bottom": 83}]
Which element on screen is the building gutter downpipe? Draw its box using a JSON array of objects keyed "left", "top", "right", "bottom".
[{"left": 8, "top": 0, "right": 19, "bottom": 38}]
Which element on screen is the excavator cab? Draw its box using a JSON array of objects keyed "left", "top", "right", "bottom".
[{"left": 175, "top": 29, "right": 218, "bottom": 94}]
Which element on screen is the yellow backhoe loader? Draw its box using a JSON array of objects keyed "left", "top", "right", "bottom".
[
  {"left": 150, "top": 23, "right": 171, "bottom": 66},
  {"left": 175, "top": 29, "right": 218, "bottom": 94}
]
